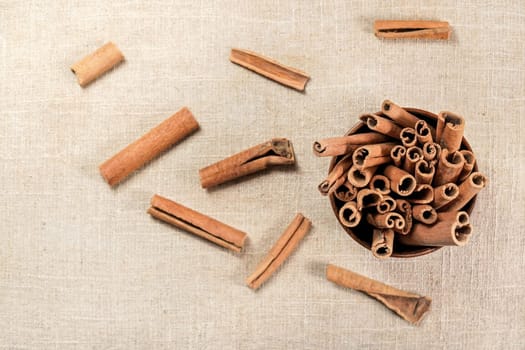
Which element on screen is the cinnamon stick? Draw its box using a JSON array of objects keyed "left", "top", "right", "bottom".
[
  {"left": 395, "top": 199, "right": 413, "bottom": 234},
  {"left": 415, "top": 120, "right": 434, "bottom": 145},
  {"left": 433, "top": 149, "right": 465, "bottom": 186},
  {"left": 359, "top": 114, "right": 402, "bottom": 139},
  {"left": 356, "top": 189, "right": 383, "bottom": 211},
  {"left": 437, "top": 111, "right": 465, "bottom": 153},
  {"left": 230, "top": 48, "right": 309, "bottom": 91},
  {"left": 148, "top": 194, "right": 247, "bottom": 252},
  {"left": 313, "top": 133, "right": 390, "bottom": 157},
  {"left": 381, "top": 100, "right": 420, "bottom": 128},
  {"left": 412, "top": 205, "right": 438, "bottom": 224},
  {"left": 339, "top": 201, "right": 362, "bottom": 227},
  {"left": 326, "top": 264, "right": 432, "bottom": 325},
  {"left": 71, "top": 42, "right": 124, "bottom": 87},
  {"left": 400, "top": 128, "right": 417, "bottom": 148},
  {"left": 246, "top": 214, "right": 311, "bottom": 289},
  {"left": 390, "top": 145, "right": 406, "bottom": 167},
  {"left": 376, "top": 196, "right": 396, "bottom": 214},
  {"left": 334, "top": 180, "right": 358, "bottom": 202},
  {"left": 441, "top": 172, "right": 488, "bottom": 211},
  {"left": 384, "top": 165, "right": 417, "bottom": 196},
  {"left": 370, "top": 174, "right": 391, "bottom": 195},
  {"left": 398, "top": 211, "right": 472, "bottom": 246},
  {"left": 432, "top": 183, "right": 459, "bottom": 210},
  {"left": 403, "top": 146, "right": 424, "bottom": 174},
  {"left": 366, "top": 212, "right": 405, "bottom": 231},
  {"left": 347, "top": 165, "right": 378, "bottom": 188},
  {"left": 318, "top": 154, "right": 353, "bottom": 195},
  {"left": 99, "top": 107, "right": 199, "bottom": 186},
  {"left": 422, "top": 142, "right": 441, "bottom": 163},
  {"left": 459, "top": 150, "right": 476, "bottom": 182},
  {"left": 374, "top": 20, "right": 451, "bottom": 40},
  {"left": 371, "top": 229, "right": 394, "bottom": 259},
  {"left": 414, "top": 159, "right": 435, "bottom": 185},
  {"left": 199, "top": 138, "right": 295, "bottom": 188},
  {"left": 406, "top": 184, "right": 434, "bottom": 204},
  {"left": 352, "top": 142, "right": 397, "bottom": 169}
]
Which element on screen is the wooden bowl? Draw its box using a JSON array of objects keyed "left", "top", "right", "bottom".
[{"left": 328, "top": 108, "right": 478, "bottom": 258}]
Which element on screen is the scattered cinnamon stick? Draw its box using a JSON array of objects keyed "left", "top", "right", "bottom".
[
  {"left": 313, "top": 133, "right": 390, "bottom": 157},
  {"left": 148, "top": 194, "right": 247, "bottom": 252},
  {"left": 71, "top": 42, "right": 124, "bottom": 87},
  {"left": 199, "top": 138, "right": 295, "bottom": 188},
  {"left": 230, "top": 48, "right": 309, "bottom": 91},
  {"left": 371, "top": 229, "right": 394, "bottom": 259},
  {"left": 99, "top": 107, "right": 199, "bottom": 186},
  {"left": 246, "top": 214, "right": 311, "bottom": 290},
  {"left": 374, "top": 20, "right": 451, "bottom": 40},
  {"left": 326, "top": 264, "right": 432, "bottom": 325}
]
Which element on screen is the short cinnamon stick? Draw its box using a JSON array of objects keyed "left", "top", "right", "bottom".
[
  {"left": 71, "top": 42, "right": 124, "bottom": 87},
  {"left": 371, "top": 229, "right": 394, "bottom": 259},
  {"left": 403, "top": 146, "right": 424, "bottom": 174},
  {"left": 313, "top": 133, "right": 390, "bottom": 157},
  {"left": 246, "top": 214, "right": 311, "bottom": 289},
  {"left": 407, "top": 184, "right": 434, "bottom": 204},
  {"left": 374, "top": 20, "right": 451, "bottom": 40},
  {"left": 376, "top": 196, "right": 397, "bottom": 214},
  {"left": 459, "top": 150, "right": 476, "bottom": 182},
  {"left": 366, "top": 212, "right": 405, "bottom": 231},
  {"left": 334, "top": 180, "right": 358, "bottom": 202},
  {"left": 422, "top": 142, "right": 441, "bottom": 162},
  {"left": 415, "top": 120, "right": 434, "bottom": 145},
  {"left": 199, "top": 138, "right": 295, "bottom": 188},
  {"left": 230, "top": 48, "right": 309, "bottom": 91},
  {"left": 395, "top": 199, "right": 413, "bottom": 235},
  {"left": 99, "top": 107, "right": 199, "bottom": 186},
  {"left": 148, "top": 194, "right": 247, "bottom": 252},
  {"left": 326, "top": 264, "right": 432, "bottom": 325}
]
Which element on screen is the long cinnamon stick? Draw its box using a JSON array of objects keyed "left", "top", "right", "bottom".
[
  {"left": 400, "top": 128, "right": 417, "bottom": 148},
  {"left": 366, "top": 212, "right": 405, "bottom": 231},
  {"left": 415, "top": 120, "right": 434, "bottom": 145},
  {"left": 347, "top": 165, "right": 378, "bottom": 188},
  {"left": 371, "top": 229, "right": 394, "bottom": 259},
  {"left": 395, "top": 199, "right": 413, "bottom": 235},
  {"left": 422, "top": 142, "right": 441, "bottom": 163},
  {"left": 374, "top": 20, "right": 451, "bottom": 40},
  {"left": 356, "top": 189, "right": 383, "bottom": 211},
  {"left": 412, "top": 205, "right": 438, "bottom": 224},
  {"left": 99, "top": 107, "right": 199, "bottom": 186},
  {"left": 230, "top": 48, "right": 309, "bottom": 91},
  {"left": 384, "top": 165, "right": 417, "bottom": 196},
  {"left": 339, "top": 201, "right": 362, "bottom": 227},
  {"left": 334, "top": 180, "right": 358, "bottom": 202},
  {"left": 246, "top": 214, "right": 311, "bottom": 289},
  {"left": 459, "top": 150, "right": 475, "bottom": 182},
  {"left": 148, "top": 194, "right": 247, "bottom": 252},
  {"left": 352, "top": 142, "right": 397, "bottom": 169},
  {"left": 381, "top": 100, "right": 420, "bottom": 128},
  {"left": 406, "top": 184, "right": 434, "bottom": 204},
  {"left": 433, "top": 149, "right": 464, "bottom": 186},
  {"left": 390, "top": 145, "right": 406, "bottom": 167},
  {"left": 326, "top": 264, "right": 432, "bottom": 325},
  {"left": 432, "top": 183, "right": 459, "bottom": 210},
  {"left": 370, "top": 174, "right": 391, "bottom": 195},
  {"left": 318, "top": 154, "right": 353, "bottom": 195},
  {"left": 71, "top": 42, "right": 124, "bottom": 87},
  {"left": 359, "top": 114, "right": 403, "bottom": 139},
  {"left": 414, "top": 159, "right": 435, "bottom": 185},
  {"left": 199, "top": 138, "right": 295, "bottom": 188},
  {"left": 313, "top": 133, "right": 390, "bottom": 157},
  {"left": 441, "top": 172, "right": 488, "bottom": 211},
  {"left": 437, "top": 111, "right": 465, "bottom": 153},
  {"left": 403, "top": 146, "right": 423, "bottom": 174}
]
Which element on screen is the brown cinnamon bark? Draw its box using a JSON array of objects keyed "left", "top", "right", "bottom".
[
  {"left": 422, "top": 142, "right": 441, "bottom": 162},
  {"left": 384, "top": 165, "right": 417, "bottom": 196},
  {"left": 339, "top": 201, "right": 362, "bottom": 227},
  {"left": 381, "top": 100, "right": 420, "bottom": 128},
  {"left": 403, "top": 146, "right": 424, "bottom": 174},
  {"left": 459, "top": 150, "right": 476, "bottom": 182},
  {"left": 326, "top": 264, "right": 432, "bottom": 325},
  {"left": 390, "top": 145, "right": 406, "bottom": 167},
  {"left": 313, "top": 132, "right": 390, "bottom": 157},
  {"left": 318, "top": 154, "right": 353, "bottom": 195},
  {"left": 334, "top": 180, "right": 358, "bottom": 202},
  {"left": 374, "top": 20, "right": 451, "bottom": 40},
  {"left": 371, "top": 229, "right": 394, "bottom": 259},
  {"left": 432, "top": 183, "right": 459, "bottom": 210},
  {"left": 148, "top": 194, "right": 247, "bottom": 252},
  {"left": 441, "top": 172, "right": 488, "bottom": 211},
  {"left": 412, "top": 205, "right": 438, "bottom": 224},
  {"left": 433, "top": 149, "right": 465, "bottom": 186},
  {"left": 400, "top": 128, "right": 417, "bottom": 148},
  {"left": 414, "top": 159, "right": 435, "bottom": 185},
  {"left": 199, "top": 138, "right": 295, "bottom": 188},
  {"left": 370, "top": 174, "right": 391, "bottom": 195},
  {"left": 437, "top": 111, "right": 465, "bottom": 153},
  {"left": 352, "top": 142, "right": 397, "bottom": 169},
  {"left": 398, "top": 211, "right": 472, "bottom": 246},
  {"left": 246, "top": 213, "right": 311, "bottom": 289},
  {"left": 415, "top": 120, "right": 434, "bottom": 145},
  {"left": 71, "top": 42, "right": 124, "bottom": 87},
  {"left": 230, "top": 48, "right": 309, "bottom": 91},
  {"left": 359, "top": 114, "right": 403, "bottom": 139},
  {"left": 347, "top": 165, "right": 378, "bottom": 188},
  {"left": 376, "top": 196, "right": 396, "bottom": 214},
  {"left": 100, "top": 107, "right": 199, "bottom": 186},
  {"left": 407, "top": 184, "right": 434, "bottom": 204},
  {"left": 356, "top": 189, "right": 383, "bottom": 210},
  {"left": 395, "top": 199, "right": 413, "bottom": 234},
  {"left": 366, "top": 212, "right": 405, "bottom": 231}
]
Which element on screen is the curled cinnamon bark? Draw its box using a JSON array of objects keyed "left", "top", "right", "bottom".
[
  {"left": 390, "top": 145, "right": 406, "bottom": 167},
  {"left": 366, "top": 212, "right": 405, "bottom": 231},
  {"left": 246, "top": 213, "right": 311, "bottom": 289},
  {"left": 395, "top": 199, "right": 413, "bottom": 235},
  {"left": 432, "top": 183, "right": 459, "bottom": 210},
  {"left": 398, "top": 211, "right": 472, "bottom": 246},
  {"left": 326, "top": 264, "right": 432, "bottom": 325},
  {"left": 71, "top": 42, "right": 124, "bottom": 87},
  {"left": 415, "top": 120, "right": 434, "bottom": 145},
  {"left": 370, "top": 174, "right": 391, "bottom": 195},
  {"left": 437, "top": 111, "right": 465, "bottom": 153},
  {"left": 414, "top": 159, "right": 435, "bottom": 185},
  {"left": 376, "top": 196, "right": 396, "bottom": 214},
  {"left": 374, "top": 20, "right": 451, "bottom": 40},
  {"left": 318, "top": 154, "right": 353, "bottom": 195},
  {"left": 359, "top": 114, "right": 402, "bottom": 139},
  {"left": 459, "top": 150, "right": 476, "bottom": 182},
  {"left": 347, "top": 165, "right": 378, "bottom": 188},
  {"left": 357, "top": 189, "right": 383, "bottom": 210},
  {"left": 412, "top": 205, "right": 438, "bottom": 224},
  {"left": 352, "top": 142, "right": 397, "bottom": 169},
  {"left": 407, "top": 184, "right": 434, "bottom": 204},
  {"left": 339, "top": 201, "right": 362, "bottom": 227},
  {"left": 403, "top": 146, "right": 424, "bottom": 174},
  {"left": 371, "top": 229, "right": 394, "bottom": 259},
  {"left": 433, "top": 149, "right": 464, "bottom": 186},
  {"left": 384, "top": 165, "right": 417, "bottom": 196},
  {"left": 400, "top": 128, "right": 417, "bottom": 148},
  {"left": 334, "top": 180, "right": 358, "bottom": 202},
  {"left": 313, "top": 132, "right": 390, "bottom": 157},
  {"left": 441, "top": 172, "right": 488, "bottom": 211},
  {"left": 199, "top": 138, "right": 295, "bottom": 188},
  {"left": 422, "top": 142, "right": 441, "bottom": 162},
  {"left": 381, "top": 100, "right": 420, "bottom": 128}
]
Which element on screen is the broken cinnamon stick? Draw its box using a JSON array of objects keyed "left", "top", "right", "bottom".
[
  {"left": 99, "top": 107, "right": 199, "bottom": 186},
  {"left": 318, "top": 154, "right": 353, "bottom": 195},
  {"left": 371, "top": 229, "right": 394, "bottom": 259},
  {"left": 359, "top": 114, "right": 402, "bottom": 139},
  {"left": 313, "top": 133, "right": 390, "bottom": 157},
  {"left": 412, "top": 204, "right": 438, "bottom": 224},
  {"left": 71, "top": 42, "right": 124, "bottom": 87},
  {"left": 352, "top": 142, "right": 397, "bottom": 169},
  {"left": 199, "top": 138, "right": 295, "bottom": 188},
  {"left": 326, "top": 264, "right": 432, "bottom": 325},
  {"left": 381, "top": 100, "right": 420, "bottom": 128},
  {"left": 230, "top": 48, "right": 309, "bottom": 91},
  {"left": 339, "top": 201, "right": 362, "bottom": 228},
  {"left": 384, "top": 165, "right": 417, "bottom": 196},
  {"left": 246, "top": 213, "right": 311, "bottom": 289},
  {"left": 432, "top": 183, "right": 459, "bottom": 210},
  {"left": 441, "top": 172, "right": 488, "bottom": 211},
  {"left": 374, "top": 20, "right": 451, "bottom": 40},
  {"left": 148, "top": 194, "right": 247, "bottom": 252},
  {"left": 433, "top": 149, "right": 465, "bottom": 186}
]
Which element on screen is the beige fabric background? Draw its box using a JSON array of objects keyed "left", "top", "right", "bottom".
[{"left": 1, "top": 1, "right": 524, "bottom": 349}]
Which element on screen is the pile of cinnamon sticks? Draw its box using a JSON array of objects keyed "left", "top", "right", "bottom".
[{"left": 314, "top": 100, "right": 488, "bottom": 258}]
